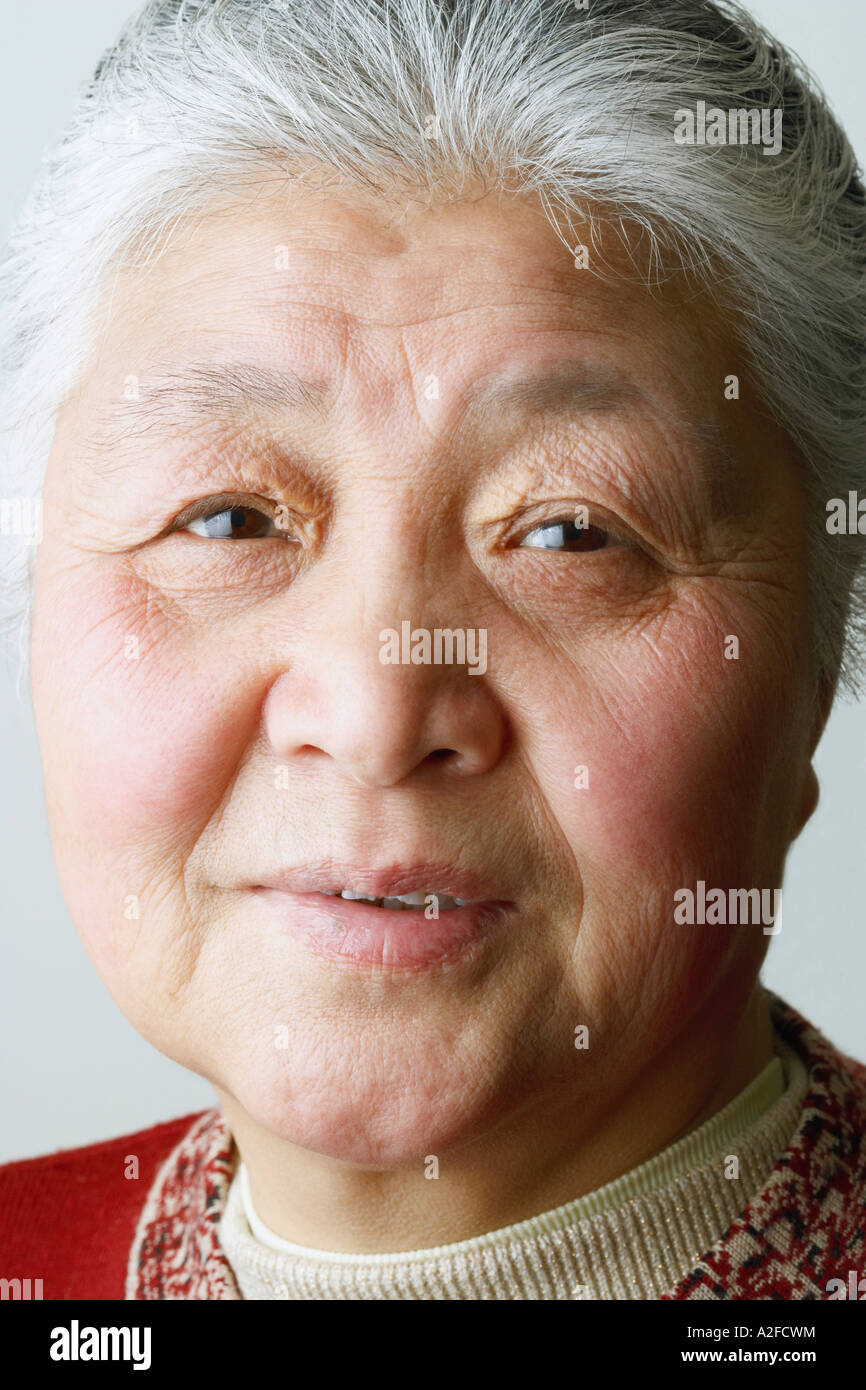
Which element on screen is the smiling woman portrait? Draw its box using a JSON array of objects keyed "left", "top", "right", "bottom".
[{"left": 1, "top": 0, "right": 865, "bottom": 1307}]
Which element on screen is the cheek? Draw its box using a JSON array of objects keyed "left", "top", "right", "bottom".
[
  {"left": 538, "top": 593, "right": 802, "bottom": 877},
  {"left": 524, "top": 599, "right": 803, "bottom": 1025},
  {"left": 31, "top": 568, "right": 258, "bottom": 863}
]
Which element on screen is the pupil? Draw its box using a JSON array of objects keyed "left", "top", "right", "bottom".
[{"left": 566, "top": 521, "right": 606, "bottom": 550}]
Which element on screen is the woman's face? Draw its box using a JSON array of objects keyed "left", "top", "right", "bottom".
[{"left": 31, "top": 181, "right": 820, "bottom": 1164}]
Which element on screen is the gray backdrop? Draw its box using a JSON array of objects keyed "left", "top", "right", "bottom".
[{"left": 2, "top": 0, "right": 864, "bottom": 1162}]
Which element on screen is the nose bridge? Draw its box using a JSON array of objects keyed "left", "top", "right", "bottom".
[
  {"left": 338, "top": 485, "right": 457, "bottom": 640},
  {"left": 323, "top": 525, "right": 477, "bottom": 724},
  {"left": 261, "top": 512, "right": 503, "bottom": 787}
]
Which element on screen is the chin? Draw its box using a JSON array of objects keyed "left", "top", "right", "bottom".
[{"left": 225, "top": 1040, "right": 513, "bottom": 1167}]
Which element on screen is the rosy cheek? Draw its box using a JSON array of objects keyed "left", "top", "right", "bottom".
[
  {"left": 33, "top": 569, "right": 258, "bottom": 847},
  {"left": 545, "top": 615, "right": 793, "bottom": 884}
]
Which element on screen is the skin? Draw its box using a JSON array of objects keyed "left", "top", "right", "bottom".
[{"left": 30, "top": 175, "right": 828, "bottom": 1253}]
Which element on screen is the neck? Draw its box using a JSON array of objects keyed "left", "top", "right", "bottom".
[{"left": 214, "top": 983, "right": 774, "bottom": 1254}]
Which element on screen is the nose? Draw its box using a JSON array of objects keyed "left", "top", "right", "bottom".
[{"left": 262, "top": 618, "right": 508, "bottom": 789}]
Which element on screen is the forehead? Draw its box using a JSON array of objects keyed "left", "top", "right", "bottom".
[{"left": 84, "top": 179, "right": 726, "bottom": 409}]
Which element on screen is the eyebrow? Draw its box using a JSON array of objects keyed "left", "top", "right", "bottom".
[
  {"left": 461, "top": 363, "right": 741, "bottom": 506},
  {"left": 461, "top": 363, "right": 643, "bottom": 421},
  {"left": 84, "top": 361, "right": 330, "bottom": 449},
  {"left": 81, "top": 358, "right": 739, "bottom": 505},
  {"left": 84, "top": 358, "right": 652, "bottom": 456}
]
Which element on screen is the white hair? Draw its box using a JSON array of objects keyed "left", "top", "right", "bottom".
[{"left": 1, "top": 0, "right": 864, "bottom": 698}]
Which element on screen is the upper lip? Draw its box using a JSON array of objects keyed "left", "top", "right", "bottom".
[{"left": 251, "top": 861, "right": 513, "bottom": 903}]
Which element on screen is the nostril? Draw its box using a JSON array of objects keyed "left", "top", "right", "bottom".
[{"left": 429, "top": 748, "right": 457, "bottom": 760}]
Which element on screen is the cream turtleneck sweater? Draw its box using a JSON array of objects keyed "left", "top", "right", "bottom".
[{"left": 218, "top": 1033, "right": 807, "bottom": 1299}]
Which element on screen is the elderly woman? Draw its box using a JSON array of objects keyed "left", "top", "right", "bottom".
[{"left": 0, "top": 0, "right": 864, "bottom": 1304}]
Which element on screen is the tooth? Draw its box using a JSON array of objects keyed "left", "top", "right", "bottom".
[{"left": 330, "top": 888, "right": 471, "bottom": 909}]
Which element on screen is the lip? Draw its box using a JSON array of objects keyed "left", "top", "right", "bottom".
[
  {"left": 253, "top": 861, "right": 509, "bottom": 902},
  {"left": 250, "top": 861, "right": 516, "bottom": 971}
]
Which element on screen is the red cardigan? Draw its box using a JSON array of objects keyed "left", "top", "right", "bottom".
[
  {"left": 0, "top": 1110, "right": 203, "bottom": 1300},
  {"left": 2, "top": 992, "right": 865, "bottom": 1300}
]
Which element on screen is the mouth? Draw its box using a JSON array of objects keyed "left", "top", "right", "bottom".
[
  {"left": 310, "top": 888, "right": 472, "bottom": 910},
  {"left": 249, "top": 863, "right": 515, "bottom": 970}
]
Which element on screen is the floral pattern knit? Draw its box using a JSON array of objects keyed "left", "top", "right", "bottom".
[{"left": 126, "top": 992, "right": 866, "bottom": 1300}]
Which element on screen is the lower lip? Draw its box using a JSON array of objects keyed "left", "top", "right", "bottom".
[{"left": 253, "top": 890, "right": 513, "bottom": 970}]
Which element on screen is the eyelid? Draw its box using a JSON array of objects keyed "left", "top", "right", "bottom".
[{"left": 168, "top": 492, "right": 279, "bottom": 532}]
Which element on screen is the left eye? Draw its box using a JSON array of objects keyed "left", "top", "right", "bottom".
[
  {"left": 184, "top": 505, "right": 281, "bottom": 540},
  {"left": 517, "top": 519, "right": 614, "bottom": 552}
]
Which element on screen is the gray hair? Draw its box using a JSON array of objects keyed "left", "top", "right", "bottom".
[{"left": 2, "top": 0, "right": 864, "bottom": 699}]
